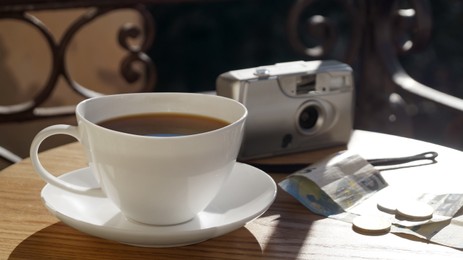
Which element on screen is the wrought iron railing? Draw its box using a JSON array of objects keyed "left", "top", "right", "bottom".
[
  {"left": 1, "top": 0, "right": 463, "bottom": 165},
  {"left": 0, "top": 1, "right": 156, "bottom": 123}
]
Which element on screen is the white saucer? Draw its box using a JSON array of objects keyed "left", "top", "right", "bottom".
[{"left": 41, "top": 162, "right": 277, "bottom": 247}]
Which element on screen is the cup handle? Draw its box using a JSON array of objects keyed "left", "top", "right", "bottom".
[{"left": 30, "top": 124, "right": 100, "bottom": 195}]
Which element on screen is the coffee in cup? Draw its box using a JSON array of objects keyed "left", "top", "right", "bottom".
[{"left": 97, "top": 112, "right": 229, "bottom": 137}]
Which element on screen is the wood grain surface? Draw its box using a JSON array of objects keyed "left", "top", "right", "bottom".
[{"left": 2, "top": 131, "right": 463, "bottom": 259}]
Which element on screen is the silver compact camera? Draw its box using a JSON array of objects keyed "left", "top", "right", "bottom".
[{"left": 216, "top": 60, "right": 354, "bottom": 159}]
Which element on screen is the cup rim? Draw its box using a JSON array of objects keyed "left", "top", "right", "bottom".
[{"left": 76, "top": 92, "right": 248, "bottom": 140}]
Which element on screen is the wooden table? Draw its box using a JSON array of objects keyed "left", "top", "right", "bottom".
[{"left": 1, "top": 130, "right": 463, "bottom": 259}]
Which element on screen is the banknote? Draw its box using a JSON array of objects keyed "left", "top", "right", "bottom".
[{"left": 279, "top": 150, "right": 388, "bottom": 216}]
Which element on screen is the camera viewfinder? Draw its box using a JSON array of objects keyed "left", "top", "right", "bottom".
[{"left": 296, "top": 75, "right": 316, "bottom": 95}]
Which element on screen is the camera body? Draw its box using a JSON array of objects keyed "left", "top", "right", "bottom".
[{"left": 216, "top": 60, "right": 354, "bottom": 159}]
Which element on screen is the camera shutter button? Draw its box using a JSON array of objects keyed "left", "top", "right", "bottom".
[{"left": 254, "top": 68, "right": 271, "bottom": 78}]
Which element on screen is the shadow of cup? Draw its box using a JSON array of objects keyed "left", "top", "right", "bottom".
[{"left": 9, "top": 222, "right": 263, "bottom": 259}]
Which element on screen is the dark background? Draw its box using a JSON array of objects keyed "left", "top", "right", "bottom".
[
  {"left": 147, "top": 0, "right": 463, "bottom": 150},
  {"left": 149, "top": 0, "right": 298, "bottom": 92}
]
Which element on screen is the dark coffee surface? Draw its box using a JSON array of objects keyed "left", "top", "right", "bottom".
[{"left": 98, "top": 113, "right": 229, "bottom": 137}]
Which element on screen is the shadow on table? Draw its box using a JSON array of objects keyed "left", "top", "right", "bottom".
[
  {"left": 8, "top": 222, "right": 263, "bottom": 259},
  {"left": 257, "top": 183, "right": 321, "bottom": 259}
]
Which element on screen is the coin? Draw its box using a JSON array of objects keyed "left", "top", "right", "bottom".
[
  {"left": 377, "top": 196, "right": 400, "bottom": 214},
  {"left": 396, "top": 201, "right": 434, "bottom": 221},
  {"left": 352, "top": 215, "right": 391, "bottom": 235}
]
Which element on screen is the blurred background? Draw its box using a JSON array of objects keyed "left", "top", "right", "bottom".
[{"left": 1, "top": 0, "right": 463, "bottom": 169}]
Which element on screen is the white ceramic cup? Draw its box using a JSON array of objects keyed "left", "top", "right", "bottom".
[{"left": 30, "top": 93, "right": 247, "bottom": 225}]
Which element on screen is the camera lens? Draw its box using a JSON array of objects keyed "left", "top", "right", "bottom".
[{"left": 298, "top": 105, "right": 319, "bottom": 130}]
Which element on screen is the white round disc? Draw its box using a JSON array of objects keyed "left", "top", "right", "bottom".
[
  {"left": 396, "top": 201, "right": 434, "bottom": 221},
  {"left": 377, "top": 197, "right": 400, "bottom": 214},
  {"left": 352, "top": 215, "right": 391, "bottom": 235}
]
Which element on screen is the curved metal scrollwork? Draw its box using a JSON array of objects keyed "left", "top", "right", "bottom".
[
  {"left": 0, "top": 4, "right": 156, "bottom": 123},
  {"left": 117, "top": 6, "right": 156, "bottom": 89},
  {"left": 0, "top": 12, "right": 59, "bottom": 120},
  {"left": 391, "top": 0, "right": 432, "bottom": 54},
  {"left": 288, "top": 0, "right": 463, "bottom": 112},
  {"left": 287, "top": 0, "right": 363, "bottom": 62},
  {"left": 375, "top": 0, "right": 463, "bottom": 112},
  {"left": 287, "top": 0, "right": 337, "bottom": 58}
]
